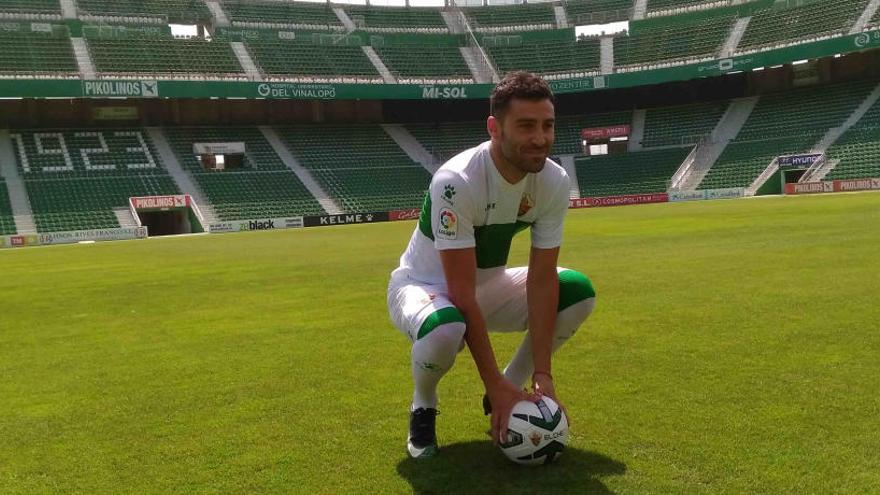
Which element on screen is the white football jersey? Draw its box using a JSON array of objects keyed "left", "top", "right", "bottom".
[{"left": 393, "top": 140, "right": 571, "bottom": 286}]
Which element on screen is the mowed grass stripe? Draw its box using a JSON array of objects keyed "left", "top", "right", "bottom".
[{"left": 1, "top": 193, "right": 878, "bottom": 494}]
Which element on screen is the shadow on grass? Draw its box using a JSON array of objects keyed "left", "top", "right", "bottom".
[{"left": 396, "top": 440, "right": 625, "bottom": 494}]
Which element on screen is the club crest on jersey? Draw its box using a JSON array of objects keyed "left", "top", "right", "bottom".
[
  {"left": 437, "top": 208, "right": 458, "bottom": 239},
  {"left": 518, "top": 193, "right": 534, "bottom": 216}
]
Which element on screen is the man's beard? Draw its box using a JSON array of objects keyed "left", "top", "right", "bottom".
[{"left": 501, "top": 138, "right": 547, "bottom": 174}]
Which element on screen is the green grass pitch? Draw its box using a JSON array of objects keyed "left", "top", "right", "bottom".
[{"left": 1, "top": 193, "right": 879, "bottom": 494}]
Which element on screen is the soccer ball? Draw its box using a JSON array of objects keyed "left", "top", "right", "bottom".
[{"left": 499, "top": 396, "right": 569, "bottom": 465}]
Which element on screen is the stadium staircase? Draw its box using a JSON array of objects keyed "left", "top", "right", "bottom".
[
  {"left": 703, "top": 80, "right": 876, "bottom": 192},
  {"left": 70, "top": 37, "right": 97, "bottom": 79},
  {"left": 163, "top": 127, "right": 326, "bottom": 221},
  {"left": 275, "top": 124, "right": 431, "bottom": 212},
  {"left": 850, "top": 0, "right": 880, "bottom": 34},
  {"left": 720, "top": 17, "right": 750, "bottom": 58},
  {"left": 380, "top": 125, "right": 438, "bottom": 174},
  {"left": 258, "top": 126, "right": 340, "bottom": 215},
  {"left": 600, "top": 37, "right": 614, "bottom": 75},
  {"left": 557, "top": 155, "right": 582, "bottom": 199},
  {"left": 362, "top": 46, "right": 397, "bottom": 83},
  {"left": 628, "top": 109, "right": 646, "bottom": 151},
  {"left": 60, "top": 0, "right": 76, "bottom": 19},
  {"left": 145, "top": 127, "right": 219, "bottom": 225},
  {"left": 0, "top": 130, "right": 33, "bottom": 234},
  {"left": 205, "top": 0, "right": 230, "bottom": 27},
  {"left": 113, "top": 207, "right": 139, "bottom": 228},
  {"left": 333, "top": 6, "right": 357, "bottom": 32},
  {"left": 670, "top": 96, "right": 758, "bottom": 191},
  {"left": 230, "top": 42, "right": 262, "bottom": 81},
  {"left": 633, "top": 0, "right": 649, "bottom": 20},
  {"left": 553, "top": 5, "right": 569, "bottom": 28}
]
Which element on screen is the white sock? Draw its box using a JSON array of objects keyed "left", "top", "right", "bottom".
[
  {"left": 503, "top": 297, "right": 596, "bottom": 389},
  {"left": 411, "top": 321, "right": 466, "bottom": 410}
]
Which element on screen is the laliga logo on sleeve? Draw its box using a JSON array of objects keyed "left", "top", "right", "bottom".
[{"left": 437, "top": 208, "right": 458, "bottom": 239}]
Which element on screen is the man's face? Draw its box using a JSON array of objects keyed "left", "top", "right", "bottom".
[{"left": 489, "top": 98, "right": 555, "bottom": 174}]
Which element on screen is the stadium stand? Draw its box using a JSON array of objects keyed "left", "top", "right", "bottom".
[
  {"left": 555, "top": 112, "right": 633, "bottom": 155},
  {"left": 376, "top": 43, "right": 472, "bottom": 82},
  {"left": 164, "top": 127, "right": 324, "bottom": 220},
  {"left": 246, "top": 39, "right": 379, "bottom": 80},
  {"left": 826, "top": 99, "right": 880, "bottom": 180},
  {"left": 564, "top": 0, "right": 633, "bottom": 24},
  {"left": 0, "top": 0, "right": 61, "bottom": 15},
  {"left": 0, "top": 26, "right": 78, "bottom": 76},
  {"left": 613, "top": 15, "right": 735, "bottom": 67},
  {"left": 463, "top": 3, "right": 557, "bottom": 32},
  {"left": 86, "top": 37, "right": 244, "bottom": 77},
  {"left": 646, "top": 0, "right": 720, "bottom": 13},
  {"left": 277, "top": 124, "right": 431, "bottom": 212},
  {"left": 76, "top": 0, "right": 212, "bottom": 23},
  {"left": 0, "top": 179, "right": 16, "bottom": 235},
  {"left": 641, "top": 100, "right": 728, "bottom": 147},
  {"left": 220, "top": 0, "right": 343, "bottom": 30},
  {"left": 485, "top": 37, "right": 601, "bottom": 77},
  {"left": 699, "top": 81, "right": 876, "bottom": 189},
  {"left": 10, "top": 129, "right": 181, "bottom": 232},
  {"left": 737, "top": 0, "right": 868, "bottom": 51},
  {"left": 575, "top": 146, "right": 693, "bottom": 196},
  {"left": 405, "top": 111, "right": 633, "bottom": 162},
  {"left": 345, "top": 5, "right": 447, "bottom": 33},
  {"left": 405, "top": 120, "right": 488, "bottom": 163}
]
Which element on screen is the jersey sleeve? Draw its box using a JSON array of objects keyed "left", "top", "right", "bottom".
[
  {"left": 530, "top": 171, "right": 570, "bottom": 249},
  {"left": 427, "top": 169, "right": 476, "bottom": 250}
]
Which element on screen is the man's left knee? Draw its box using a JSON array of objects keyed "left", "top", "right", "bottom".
[{"left": 557, "top": 269, "right": 596, "bottom": 312}]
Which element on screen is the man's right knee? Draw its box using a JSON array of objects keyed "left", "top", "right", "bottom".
[
  {"left": 416, "top": 307, "right": 466, "bottom": 352},
  {"left": 417, "top": 306, "right": 465, "bottom": 340}
]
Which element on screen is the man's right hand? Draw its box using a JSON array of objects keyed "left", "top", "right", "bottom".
[{"left": 487, "top": 377, "right": 536, "bottom": 445}]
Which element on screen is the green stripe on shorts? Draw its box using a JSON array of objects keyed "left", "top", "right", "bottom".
[
  {"left": 417, "top": 306, "right": 465, "bottom": 340},
  {"left": 558, "top": 270, "right": 596, "bottom": 312}
]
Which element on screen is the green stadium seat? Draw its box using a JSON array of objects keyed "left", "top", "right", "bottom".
[
  {"left": 575, "top": 147, "right": 693, "bottom": 196},
  {"left": 87, "top": 37, "right": 243, "bottom": 77},
  {"left": 698, "top": 81, "right": 875, "bottom": 189},
  {"left": 0, "top": 26, "right": 77, "bottom": 75},
  {"left": 246, "top": 39, "right": 379, "bottom": 80},
  {"left": 463, "top": 3, "right": 557, "bottom": 32},
  {"left": 826, "top": 98, "right": 880, "bottom": 180},
  {"left": 738, "top": 0, "right": 867, "bottom": 52},
  {"left": 0, "top": 179, "right": 17, "bottom": 235},
  {"left": 164, "top": 127, "right": 325, "bottom": 221},
  {"left": 75, "top": 0, "right": 211, "bottom": 23},
  {"left": 614, "top": 15, "right": 735, "bottom": 67},
  {"left": 220, "top": 0, "right": 342, "bottom": 30},
  {"left": 346, "top": 5, "right": 447, "bottom": 33},
  {"left": 376, "top": 43, "right": 472, "bottom": 82},
  {"left": 276, "top": 124, "right": 431, "bottom": 212},
  {"left": 564, "top": 0, "right": 633, "bottom": 25},
  {"left": 10, "top": 129, "right": 180, "bottom": 232},
  {"left": 486, "top": 37, "right": 601, "bottom": 77},
  {"left": 0, "top": 0, "right": 61, "bottom": 15},
  {"left": 642, "top": 101, "right": 728, "bottom": 148}
]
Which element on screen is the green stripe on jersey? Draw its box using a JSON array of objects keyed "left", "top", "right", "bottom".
[
  {"left": 417, "top": 190, "right": 531, "bottom": 269},
  {"left": 418, "top": 192, "right": 433, "bottom": 240},
  {"left": 417, "top": 306, "right": 465, "bottom": 340},
  {"left": 474, "top": 221, "right": 531, "bottom": 269}
]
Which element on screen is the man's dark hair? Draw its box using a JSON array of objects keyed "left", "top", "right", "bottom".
[{"left": 490, "top": 71, "right": 555, "bottom": 120}]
